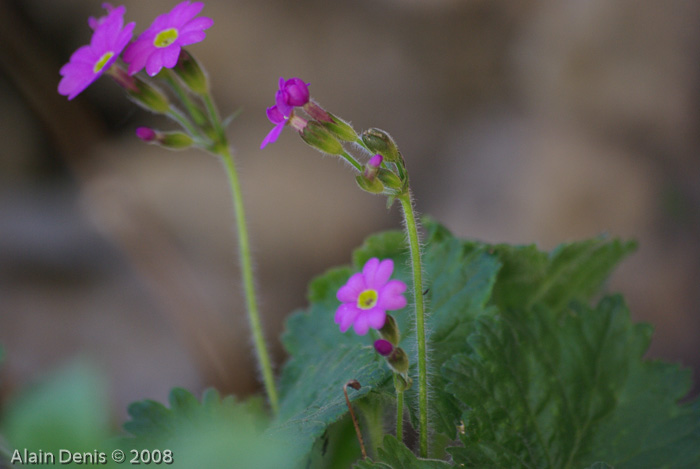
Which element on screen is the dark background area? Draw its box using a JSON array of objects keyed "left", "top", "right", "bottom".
[{"left": 1, "top": 0, "right": 699, "bottom": 421}]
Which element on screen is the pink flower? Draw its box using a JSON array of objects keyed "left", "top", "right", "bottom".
[
  {"left": 123, "top": 1, "right": 213, "bottom": 77},
  {"left": 335, "top": 258, "right": 407, "bottom": 335},
  {"left": 260, "top": 105, "right": 287, "bottom": 149},
  {"left": 88, "top": 3, "right": 124, "bottom": 30},
  {"left": 275, "top": 77, "right": 310, "bottom": 117},
  {"left": 58, "top": 5, "right": 135, "bottom": 100}
]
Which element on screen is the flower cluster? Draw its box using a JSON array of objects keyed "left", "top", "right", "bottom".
[
  {"left": 58, "top": 1, "right": 213, "bottom": 100},
  {"left": 260, "top": 77, "right": 407, "bottom": 199}
]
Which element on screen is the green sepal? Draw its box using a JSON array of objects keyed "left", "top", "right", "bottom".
[
  {"left": 361, "top": 128, "right": 401, "bottom": 164},
  {"left": 301, "top": 121, "right": 344, "bottom": 155},
  {"left": 323, "top": 113, "right": 359, "bottom": 141},
  {"left": 356, "top": 174, "right": 385, "bottom": 194},
  {"left": 173, "top": 49, "right": 209, "bottom": 95}
]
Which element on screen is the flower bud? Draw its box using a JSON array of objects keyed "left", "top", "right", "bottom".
[
  {"left": 173, "top": 49, "right": 209, "bottom": 95},
  {"left": 303, "top": 101, "right": 332, "bottom": 123},
  {"left": 136, "top": 127, "right": 193, "bottom": 150},
  {"left": 135, "top": 126, "right": 157, "bottom": 142},
  {"left": 355, "top": 175, "right": 384, "bottom": 194},
  {"left": 386, "top": 346, "right": 409, "bottom": 375},
  {"left": 108, "top": 66, "right": 170, "bottom": 113},
  {"left": 377, "top": 168, "right": 403, "bottom": 191},
  {"left": 394, "top": 373, "right": 412, "bottom": 392},
  {"left": 374, "top": 339, "right": 393, "bottom": 357},
  {"left": 379, "top": 314, "right": 400, "bottom": 345},
  {"left": 300, "top": 121, "right": 344, "bottom": 155},
  {"left": 364, "top": 154, "right": 383, "bottom": 180},
  {"left": 323, "top": 113, "right": 358, "bottom": 142},
  {"left": 361, "top": 128, "right": 401, "bottom": 164}
]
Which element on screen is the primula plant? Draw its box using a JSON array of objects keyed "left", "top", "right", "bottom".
[{"left": 1, "top": 2, "right": 700, "bottom": 468}]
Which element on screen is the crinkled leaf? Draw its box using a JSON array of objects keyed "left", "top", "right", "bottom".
[
  {"left": 354, "top": 435, "right": 452, "bottom": 468},
  {"left": 122, "top": 388, "right": 292, "bottom": 466},
  {"left": 581, "top": 361, "right": 700, "bottom": 468},
  {"left": 442, "top": 294, "right": 700, "bottom": 468},
  {"left": 489, "top": 236, "right": 637, "bottom": 312}
]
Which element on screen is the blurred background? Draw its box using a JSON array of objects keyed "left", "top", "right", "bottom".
[{"left": 1, "top": 0, "right": 699, "bottom": 423}]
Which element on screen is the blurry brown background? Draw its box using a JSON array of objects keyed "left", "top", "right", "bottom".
[{"left": 1, "top": 0, "right": 699, "bottom": 420}]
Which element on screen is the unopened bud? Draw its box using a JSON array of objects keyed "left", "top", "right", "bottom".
[
  {"left": 377, "top": 168, "right": 403, "bottom": 191},
  {"left": 136, "top": 127, "right": 193, "bottom": 150},
  {"left": 364, "top": 154, "right": 383, "bottom": 181},
  {"left": 379, "top": 314, "right": 400, "bottom": 345},
  {"left": 300, "top": 121, "right": 344, "bottom": 155},
  {"left": 109, "top": 66, "right": 170, "bottom": 113},
  {"left": 374, "top": 339, "right": 393, "bottom": 357},
  {"left": 173, "top": 49, "right": 209, "bottom": 95},
  {"left": 361, "top": 128, "right": 401, "bottom": 164},
  {"left": 355, "top": 174, "right": 384, "bottom": 194},
  {"left": 303, "top": 101, "right": 332, "bottom": 123},
  {"left": 323, "top": 113, "right": 358, "bottom": 142},
  {"left": 394, "top": 373, "right": 412, "bottom": 392},
  {"left": 386, "top": 346, "right": 409, "bottom": 375}
]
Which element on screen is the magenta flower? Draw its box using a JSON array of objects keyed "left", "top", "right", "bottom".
[
  {"left": 58, "top": 5, "right": 135, "bottom": 100},
  {"left": 260, "top": 105, "right": 287, "bottom": 149},
  {"left": 88, "top": 3, "right": 124, "bottom": 30},
  {"left": 335, "top": 258, "right": 407, "bottom": 335},
  {"left": 275, "top": 77, "right": 310, "bottom": 117},
  {"left": 123, "top": 1, "right": 213, "bottom": 77}
]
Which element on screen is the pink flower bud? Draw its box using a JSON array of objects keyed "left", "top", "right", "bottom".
[{"left": 374, "top": 339, "right": 394, "bottom": 357}]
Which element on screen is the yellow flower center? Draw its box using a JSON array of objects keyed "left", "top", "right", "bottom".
[
  {"left": 357, "top": 289, "right": 378, "bottom": 310},
  {"left": 93, "top": 51, "right": 114, "bottom": 74},
  {"left": 154, "top": 28, "right": 179, "bottom": 48}
]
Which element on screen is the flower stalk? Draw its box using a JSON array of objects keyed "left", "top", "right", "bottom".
[{"left": 398, "top": 192, "right": 428, "bottom": 457}]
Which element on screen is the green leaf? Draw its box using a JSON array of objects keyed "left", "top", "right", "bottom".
[
  {"left": 442, "top": 294, "right": 700, "bottom": 468},
  {"left": 489, "top": 237, "right": 637, "bottom": 312},
  {"left": 123, "top": 387, "right": 266, "bottom": 445},
  {"left": 122, "top": 388, "right": 293, "bottom": 467},
  {"left": 581, "top": 360, "right": 700, "bottom": 468},
  {"left": 354, "top": 435, "right": 452, "bottom": 468},
  {"left": 2, "top": 360, "right": 111, "bottom": 458}
]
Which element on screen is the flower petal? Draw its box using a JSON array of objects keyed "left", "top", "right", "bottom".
[
  {"left": 335, "top": 303, "right": 359, "bottom": 333},
  {"left": 260, "top": 122, "right": 284, "bottom": 149},
  {"left": 361, "top": 258, "right": 380, "bottom": 285},
  {"left": 336, "top": 272, "right": 365, "bottom": 302},
  {"left": 352, "top": 313, "right": 371, "bottom": 335},
  {"left": 378, "top": 279, "right": 407, "bottom": 311},
  {"left": 179, "top": 16, "right": 214, "bottom": 34},
  {"left": 145, "top": 49, "right": 166, "bottom": 76},
  {"left": 365, "top": 307, "right": 387, "bottom": 330},
  {"left": 371, "top": 259, "right": 395, "bottom": 288}
]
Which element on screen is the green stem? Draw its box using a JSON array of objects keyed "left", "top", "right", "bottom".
[
  {"left": 219, "top": 145, "right": 279, "bottom": 414},
  {"left": 398, "top": 193, "right": 428, "bottom": 457},
  {"left": 167, "top": 105, "right": 199, "bottom": 137},
  {"left": 341, "top": 150, "right": 363, "bottom": 172},
  {"left": 162, "top": 71, "right": 208, "bottom": 127},
  {"left": 205, "top": 90, "right": 279, "bottom": 413}
]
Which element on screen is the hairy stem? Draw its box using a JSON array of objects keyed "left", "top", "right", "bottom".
[
  {"left": 206, "top": 91, "right": 279, "bottom": 413},
  {"left": 219, "top": 146, "right": 279, "bottom": 414},
  {"left": 398, "top": 193, "right": 428, "bottom": 457}
]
